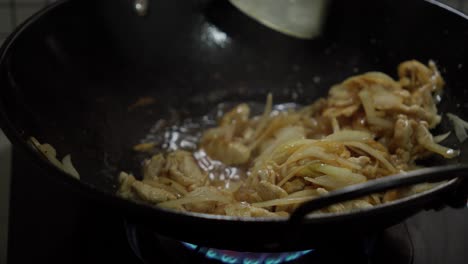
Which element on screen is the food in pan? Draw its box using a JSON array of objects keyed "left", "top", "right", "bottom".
[
  {"left": 29, "top": 137, "right": 80, "bottom": 179},
  {"left": 118, "top": 60, "right": 459, "bottom": 217}
]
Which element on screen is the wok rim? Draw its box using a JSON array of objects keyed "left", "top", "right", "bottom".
[{"left": 0, "top": 0, "right": 463, "bottom": 226}]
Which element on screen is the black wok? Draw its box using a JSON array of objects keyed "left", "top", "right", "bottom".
[{"left": 0, "top": 0, "right": 468, "bottom": 252}]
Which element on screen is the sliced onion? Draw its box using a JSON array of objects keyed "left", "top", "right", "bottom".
[
  {"left": 447, "top": 113, "right": 468, "bottom": 142},
  {"left": 303, "top": 164, "right": 366, "bottom": 189},
  {"left": 416, "top": 124, "right": 459, "bottom": 158},
  {"left": 324, "top": 130, "right": 373, "bottom": 142},
  {"left": 283, "top": 145, "right": 331, "bottom": 165},
  {"left": 30, "top": 137, "right": 80, "bottom": 179},
  {"left": 277, "top": 165, "right": 308, "bottom": 186},
  {"left": 252, "top": 196, "right": 316, "bottom": 208},
  {"left": 344, "top": 141, "right": 396, "bottom": 172},
  {"left": 433, "top": 131, "right": 451, "bottom": 143},
  {"left": 359, "top": 89, "right": 393, "bottom": 128},
  {"left": 252, "top": 93, "right": 273, "bottom": 140},
  {"left": 331, "top": 117, "right": 340, "bottom": 133},
  {"left": 286, "top": 189, "right": 319, "bottom": 198},
  {"left": 62, "top": 154, "right": 80, "bottom": 179}
]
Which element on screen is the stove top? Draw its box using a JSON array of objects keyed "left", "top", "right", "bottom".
[
  {"left": 6, "top": 149, "right": 468, "bottom": 264},
  {"left": 126, "top": 221, "right": 413, "bottom": 264}
]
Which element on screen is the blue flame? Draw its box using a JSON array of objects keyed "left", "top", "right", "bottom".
[{"left": 182, "top": 242, "right": 313, "bottom": 264}]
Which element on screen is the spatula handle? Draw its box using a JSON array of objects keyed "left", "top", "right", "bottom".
[{"left": 290, "top": 164, "right": 468, "bottom": 222}]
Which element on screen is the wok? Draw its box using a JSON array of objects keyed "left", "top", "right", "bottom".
[{"left": 0, "top": 0, "right": 468, "bottom": 252}]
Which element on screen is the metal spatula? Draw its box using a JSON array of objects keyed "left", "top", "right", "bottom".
[{"left": 229, "top": 0, "right": 329, "bottom": 39}]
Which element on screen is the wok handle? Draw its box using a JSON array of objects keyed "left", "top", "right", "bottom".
[{"left": 289, "top": 164, "right": 468, "bottom": 222}]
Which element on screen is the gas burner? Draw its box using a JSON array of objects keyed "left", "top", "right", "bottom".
[
  {"left": 181, "top": 242, "right": 314, "bottom": 264},
  {"left": 125, "top": 221, "right": 414, "bottom": 264}
]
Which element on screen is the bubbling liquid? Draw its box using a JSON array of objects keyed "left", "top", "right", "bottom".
[{"left": 137, "top": 101, "right": 301, "bottom": 189}]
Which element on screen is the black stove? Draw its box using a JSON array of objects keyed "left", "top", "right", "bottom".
[{"left": 7, "top": 149, "right": 468, "bottom": 264}]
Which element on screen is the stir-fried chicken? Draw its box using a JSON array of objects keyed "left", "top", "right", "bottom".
[{"left": 118, "top": 60, "right": 458, "bottom": 217}]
